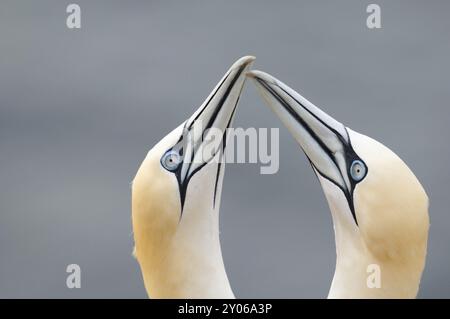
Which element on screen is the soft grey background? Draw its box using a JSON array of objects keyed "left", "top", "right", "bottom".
[{"left": 0, "top": 0, "right": 449, "bottom": 298}]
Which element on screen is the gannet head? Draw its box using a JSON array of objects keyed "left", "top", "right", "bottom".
[
  {"left": 248, "top": 70, "right": 429, "bottom": 298},
  {"left": 132, "top": 56, "right": 254, "bottom": 298}
]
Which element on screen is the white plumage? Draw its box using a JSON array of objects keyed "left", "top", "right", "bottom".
[
  {"left": 132, "top": 56, "right": 254, "bottom": 298},
  {"left": 248, "top": 70, "right": 429, "bottom": 298}
]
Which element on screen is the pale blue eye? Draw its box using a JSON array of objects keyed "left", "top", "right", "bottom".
[
  {"left": 350, "top": 160, "right": 366, "bottom": 182},
  {"left": 161, "top": 150, "right": 181, "bottom": 171}
]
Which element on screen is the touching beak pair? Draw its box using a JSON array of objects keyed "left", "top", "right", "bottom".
[
  {"left": 194, "top": 56, "right": 363, "bottom": 224},
  {"left": 134, "top": 55, "right": 429, "bottom": 299}
]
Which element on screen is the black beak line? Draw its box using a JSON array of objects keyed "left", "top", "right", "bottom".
[{"left": 249, "top": 71, "right": 365, "bottom": 225}]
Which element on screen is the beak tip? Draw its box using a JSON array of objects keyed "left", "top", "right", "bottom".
[
  {"left": 242, "top": 55, "right": 256, "bottom": 63},
  {"left": 246, "top": 70, "right": 279, "bottom": 89},
  {"left": 246, "top": 69, "right": 269, "bottom": 80},
  {"left": 245, "top": 70, "right": 257, "bottom": 79},
  {"left": 233, "top": 55, "right": 256, "bottom": 70}
]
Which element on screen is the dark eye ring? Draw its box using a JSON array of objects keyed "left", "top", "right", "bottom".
[
  {"left": 350, "top": 160, "right": 366, "bottom": 182},
  {"left": 161, "top": 150, "right": 181, "bottom": 171}
]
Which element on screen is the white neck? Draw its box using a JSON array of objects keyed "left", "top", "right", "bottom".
[
  {"left": 139, "top": 205, "right": 234, "bottom": 298},
  {"left": 328, "top": 221, "right": 421, "bottom": 299},
  {"left": 320, "top": 177, "right": 422, "bottom": 299},
  {"left": 137, "top": 164, "right": 234, "bottom": 299}
]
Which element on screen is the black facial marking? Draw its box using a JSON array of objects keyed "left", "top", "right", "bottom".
[
  {"left": 311, "top": 135, "right": 368, "bottom": 226},
  {"left": 256, "top": 78, "right": 367, "bottom": 225},
  {"left": 213, "top": 160, "right": 222, "bottom": 208},
  {"left": 213, "top": 94, "right": 240, "bottom": 208},
  {"left": 162, "top": 64, "right": 246, "bottom": 216}
]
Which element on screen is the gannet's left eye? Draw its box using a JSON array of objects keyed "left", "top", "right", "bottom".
[
  {"left": 161, "top": 150, "right": 181, "bottom": 171},
  {"left": 350, "top": 160, "right": 366, "bottom": 182}
]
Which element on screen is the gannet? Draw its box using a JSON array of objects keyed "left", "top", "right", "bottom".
[
  {"left": 132, "top": 56, "right": 255, "bottom": 298},
  {"left": 248, "top": 70, "right": 429, "bottom": 298}
]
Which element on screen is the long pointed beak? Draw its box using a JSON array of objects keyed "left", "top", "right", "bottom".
[
  {"left": 247, "top": 70, "right": 362, "bottom": 223},
  {"left": 172, "top": 56, "right": 255, "bottom": 207}
]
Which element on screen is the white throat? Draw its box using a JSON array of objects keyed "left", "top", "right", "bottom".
[
  {"left": 317, "top": 175, "right": 422, "bottom": 299},
  {"left": 136, "top": 161, "right": 234, "bottom": 299}
]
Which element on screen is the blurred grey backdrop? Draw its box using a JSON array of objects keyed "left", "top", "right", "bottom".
[{"left": 0, "top": 0, "right": 449, "bottom": 298}]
